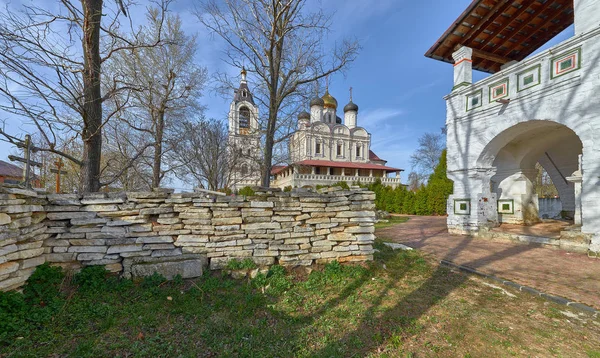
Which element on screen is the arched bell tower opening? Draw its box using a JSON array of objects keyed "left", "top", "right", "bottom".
[{"left": 477, "top": 120, "right": 583, "bottom": 228}]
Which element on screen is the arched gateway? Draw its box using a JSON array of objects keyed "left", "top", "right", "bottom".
[{"left": 426, "top": 0, "right": 600, "bottom": 254}]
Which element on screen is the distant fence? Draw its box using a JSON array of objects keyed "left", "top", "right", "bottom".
[{"left": 538, "top": 197, "right": 562, "bottom": 219}]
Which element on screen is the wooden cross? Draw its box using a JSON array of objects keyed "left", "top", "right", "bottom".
[
  {"left": 50, "top": 157, "right": 68, "bottom": 193},
  {"left": 9, "top": 134, "right": 41, "bottom": 188}
]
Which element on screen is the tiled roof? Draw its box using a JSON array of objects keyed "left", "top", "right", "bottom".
[
  {"left": 271, "top": 165, "right": 286, "bottom": 175},
  {"left": 0, "top": 160, "right": 24, "bottom": 178},
  {"left": 368, "top": 150, "right": 383, "bottom": 162}
]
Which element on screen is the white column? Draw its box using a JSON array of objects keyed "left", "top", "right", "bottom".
[
  {"left": 311, "top": 167, "right": 315, "bottom": 175},
  {"left": 369, "top": 169, "right": 373, "bottom": 177},
  {"left": 452, "top": 46, "right": 473, "bottom": 90},
  {"left": 341, "top": 168, "right": 345, "bottom": 176},
  {"left": 566, "top": 156, "right": 583, "bottom": 226},
  {"left": 355, "top": 169, "right": 359, "bottom": 177}
]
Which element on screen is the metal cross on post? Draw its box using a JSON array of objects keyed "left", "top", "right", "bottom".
[
  {"left": 8, "top": 134, "right": 42, "bottom": 189},
  {"left": 51, "top": 157, "right": 68, "bottom": 193}
]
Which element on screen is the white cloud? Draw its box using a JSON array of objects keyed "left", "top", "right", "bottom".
[{"left": 359, "top": 108, "right": 404, "bottom": 127}]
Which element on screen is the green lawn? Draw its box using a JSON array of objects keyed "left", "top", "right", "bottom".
[
  {"left": 2, "top": 240, "right": 599, "bottom": 357},
  {"left": 374, "top": 215, "right": 410, "bottom": 229}
]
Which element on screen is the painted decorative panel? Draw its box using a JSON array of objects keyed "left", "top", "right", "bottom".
[
  {"left": 550, "top": 47, "right": 581, "bottom": 79},
  {"left": 517, "top": 65, "right": 541, "bottom": 92},
  {"left": 466, "top": 90, "right": 482, "bottom": 112},
  {"left": 498, "top": 199, "right": 514, "bottom": 214},
  {"left": 489, "top": 78, "right": 509, "bottom": 102},
  {"left": 454, "top": 199, "right": 471, "bottom": 215}
]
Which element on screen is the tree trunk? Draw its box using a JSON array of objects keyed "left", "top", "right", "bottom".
[
  {"left": 80, "top": 0, "right": 103, "bottom": 192},
  {"left": 262, "top": 101, "right": 278, "bottom": 187},
  {"left": 152, "top": 110, "right": 165, "bottom": 188}
]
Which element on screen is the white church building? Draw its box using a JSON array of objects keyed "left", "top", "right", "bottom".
[
  {"left": 226, "top": 70, "right": 403, "bottom": 191},
  {"left": 426, "top": 0, "right": 600, "bottom": 254},
  {"left": 270, "top": 89, "right": 403, "bottom": 189}
]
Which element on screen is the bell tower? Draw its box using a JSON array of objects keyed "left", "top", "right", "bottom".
[{"left": 228, "top": 68, "right": 261, "bottom": 191}]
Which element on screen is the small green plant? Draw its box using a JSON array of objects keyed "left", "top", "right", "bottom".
[
  {"left": 226, "top": 258, "right": 242, "bottom": 270},
  {"left": 74, "top": 265, "right": 109, "bottom": 292},
  {"left": 227, "top": 258, "right": 257, "bottom": 271},
  {"left": 238, "top": 186, "right": 255, "bottom": 196},
  {"left": 332, "top": 181, "right": 350, "bottom": 190},
  {"left": 0, "top": 291, "right": 27, "bottom": 342},
  {"left": 283, "top": 185, "right": 292, "bottom": 192},
  {"left": 23, "top": 263, "right": 64, "bottom": 307},
  {"left": 265, "top": 265, "right": 291, "bottom": 294},
  {"left": 141, "top": 272, "right": 167, "bottom": 289}
]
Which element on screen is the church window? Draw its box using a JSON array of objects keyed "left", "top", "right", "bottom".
[
  {"left": 241, "top": 164, "right": 248, "bottom": 176},
  {"left": 247, "top": 149, "right": 251, "bottom": 156},
  {"left": 239, "top": 106, "right": 250, "bottom": 135},
  {"left": 336, "top": 143, "right": 343, "bottom": 157},
  {"left": 356, "top": 144, "right": 362, "bottom": 158},
  {"left": 315, "top": 142, "right": 321, "bottom": 155}
]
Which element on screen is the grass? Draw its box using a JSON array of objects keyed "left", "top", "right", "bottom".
[
  {"left": 2, "top": 241, "right": 600, "bottom": 357},
  {"left": 374, "top": 215, "right": 410, "bottom": 229}
]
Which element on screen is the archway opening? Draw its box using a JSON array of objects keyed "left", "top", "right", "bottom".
[{"left": 478, "top": 121, "right": 582, "bottom": 232}]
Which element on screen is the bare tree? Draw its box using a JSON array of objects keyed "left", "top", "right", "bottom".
[
  {"left": 0, "top": 0, "right": 170, "bottom": 192},
  {"left": 410, "top": 132, "right": 445, "bottom": 181},
  {"left": 170, "top": 118, "right": 237, "bottom": 191},
  {"left": 198, "top": 0, "right": 360, "bottom": 187},
  {"left": 107, "top": 9, "right": 207, "bottom": 189}
]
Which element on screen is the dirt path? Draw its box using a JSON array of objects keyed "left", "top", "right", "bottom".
[{"left": 376, "top": 215, "right": 600, "bottom": 309}]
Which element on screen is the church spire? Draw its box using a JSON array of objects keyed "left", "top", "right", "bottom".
[{"left": 241, "top": 67, "right": 247, "bottom": 84}]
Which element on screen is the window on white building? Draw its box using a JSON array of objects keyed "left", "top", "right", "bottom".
[
  {"left": 336, "top": 143, "right": 343, "bottom": 157},
  {"left": 241, "top": 164, "right": 248, "bottom": 176},
  {"left": 239, "top": 106, "right": 250, "bottom": 135},
  {"left": 315, "top": 142, "right": 321, "bottom": 155},
  {"left": 356, "top": 144, "right": 362, "bottom": 158}
]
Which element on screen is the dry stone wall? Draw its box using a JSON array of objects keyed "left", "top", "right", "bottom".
[{"left": 0, "top": 186, "right": 376, "bottom": 291}]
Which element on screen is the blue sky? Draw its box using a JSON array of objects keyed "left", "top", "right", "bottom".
[{"left": 0, "top": 0, "right": 574, "bottom": 189}]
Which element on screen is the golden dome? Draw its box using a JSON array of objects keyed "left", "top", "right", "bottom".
[{"left": 322, "top": 90, "right": 338, "bottom": 109}]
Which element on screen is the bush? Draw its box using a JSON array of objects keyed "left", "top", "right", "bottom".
[
  {"left": 238, "top": 186, "right": 255, "bottom": 196},
  {"left": 283, "top": 186, "right": 292, "bottom": 192},
  {"left": 370, "top": 150, "right": 453, "bottom": 216}
]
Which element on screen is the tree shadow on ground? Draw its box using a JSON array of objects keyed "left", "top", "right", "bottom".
[{"left": 282, "top": 230, "right": 538, "bottom": 356}]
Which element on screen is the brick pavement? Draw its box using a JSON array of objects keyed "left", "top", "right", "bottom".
[{"left": 376, "top": 216, "right": 600, "bottom": 309}]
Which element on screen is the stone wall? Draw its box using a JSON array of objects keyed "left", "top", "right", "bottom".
[{"left": 0, "top": 186, "right": 376, "bottom": 291}]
